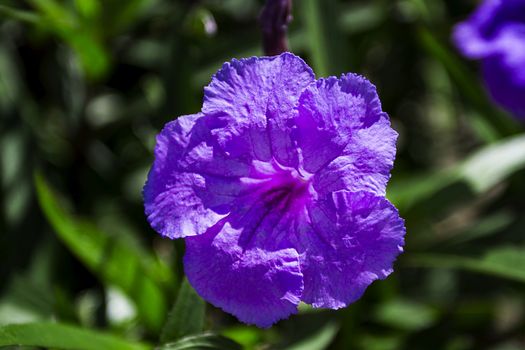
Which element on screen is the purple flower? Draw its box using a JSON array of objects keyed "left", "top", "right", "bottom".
[
  {"left": 144, "top": 53, "right": 405, "bottom": 327},
  {"left": 453, "top": 0, "right": 525, "bottom": 120}
]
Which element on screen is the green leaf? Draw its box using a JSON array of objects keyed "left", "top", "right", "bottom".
[
  {"left": 160, "top": 278, "right": 205, "bottom": 343},
  {"left": 0, "top": 5, "right": 41, "bottom": 24},
  {"left": 483, "top": 248, "right": 525, "bottom": 279},
  {"left": 373, "top": 300, "right": 439, "bottom": 331},
  {"left": 389, "top": 135, "right": 525, "bottom": 211},
  {"left": 444, "top": 211, "right": 514, "bottom": 246},
  {"left": 358, "top": 334, "right": 404, "bottom": 350},
  {"left": 285, "top": 322, "right": 339, "bottom": 350},
  {"left": 75, "top": 0, "right": 101, "bottom": 19},
  {"left": 405, "top": 247, "right": 525, "bottom": 283},
  {"left": 27, "top": 0, "right": 110, "bottom": 79},
  {"left": 221, "top": 327, "right": 261, "bottom": 350},
  {"left": 387, "top": 168, "right": 460, "bottom": 211},
  {"left": 34, "top": 173, "right": 173, "bottom": 332},
  {"left": 0, "top": 323, "right": 150, "bottom": 350},
  {"left": 29, "top": 0, "right": 76, "bottom": 26},
  {"left": 158, "top": 334, "right": 243, "bottom": 350},
  {"left": 62, "top": 30, "right": 110, "bottom": 79}
]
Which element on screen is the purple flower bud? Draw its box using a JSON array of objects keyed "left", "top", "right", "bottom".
[
  {"left": 259, "top": 0, "right": 292, "bottom": 56},
  {"left": 453, "top": 0, "right": 525, "bottom": 120},
  {"left": 143, "top": 53, "right": 405, "bottom": 327}
]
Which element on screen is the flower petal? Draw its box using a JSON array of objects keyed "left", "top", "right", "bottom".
[
  {"left": 143, "top": 114, "right": 249, "bottom": 238},
  {"left": 293, "top": 191, "right": 405, "bottom": 309},
  {"left": 453, "top": 0, "right": 504, "bottom": 59},
  {"left": 312, "top": 115, "right": 397, "bottom": 196},
  {"left": 296, "top": 74, "right": 396, "bottom": 195},
  {"left": 482, "top": 54, "right": 525, "bottom": 119},
  {"left": 453, "top": 0, "right": 525, "bottom": 59},
  {"left": 202, "top": 53, "right": 315, "bottom": 167},
  {"left": 184, "top": 220, "right": 303, "bottom": 328}
]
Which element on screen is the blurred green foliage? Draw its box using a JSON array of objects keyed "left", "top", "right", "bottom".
[{"left": 1, "top": 0, "right": 524, "bottom": 349}]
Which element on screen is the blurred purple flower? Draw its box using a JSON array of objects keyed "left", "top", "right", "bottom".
[
  {"left": 143, "top": 53, "right": 405, "bottom": 327},
  {"left": 453, "top": 0, "right": 525, "bottom": 120}
]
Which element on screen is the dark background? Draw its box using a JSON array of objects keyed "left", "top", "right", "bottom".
[{"left": 1, "top": 0, "right": 525, "bottom": 349}]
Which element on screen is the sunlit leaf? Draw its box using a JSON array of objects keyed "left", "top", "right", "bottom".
[
  {"left": 75, "top": 0, "right": 100, "bottom": 19},
  {"left": 30, "top": 0, "right": 76, "bottom": 26},
  {"left": 221, "top": 326, "right": 261, "bottom": 350},
  {"left": 389, "top": 135, "right": 525, "bottom": 210},
  {"left": 461, "top": 135, "right": 525, "bottom": 193},
  {"left": 61, "top": 31, "right": 110, "bottom": 79},
  {"left": 0, "top": 323, "right": 150, "bottom": 350}
]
